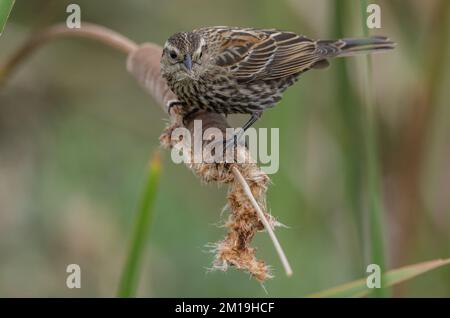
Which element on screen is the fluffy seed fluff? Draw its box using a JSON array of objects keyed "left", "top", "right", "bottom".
[{"left": 159, "top": 112, "right": 281, "bottom": 282}]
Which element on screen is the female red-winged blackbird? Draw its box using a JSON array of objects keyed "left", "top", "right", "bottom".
[{"left": 160, "top": 26, "right": 394, "bottom": 137}]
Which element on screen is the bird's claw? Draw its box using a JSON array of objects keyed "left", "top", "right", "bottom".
[{"left": 167, "top": 100, "right": 185, "bottom": 116}]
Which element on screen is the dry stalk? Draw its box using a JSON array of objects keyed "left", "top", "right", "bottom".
[
  {"left": 0, "top": 23, "right": 293, "bottom": 281},
  {"left": 232, "top": 166, "right": 293, "bottom": 277}
]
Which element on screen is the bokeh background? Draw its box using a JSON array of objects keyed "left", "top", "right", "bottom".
[{"left": 0, "top": 0, "right": 449, "bottom": 297}]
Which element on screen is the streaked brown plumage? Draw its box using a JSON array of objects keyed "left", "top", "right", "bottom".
[{"left": 160, "top": 26, "right": 395, "bottom": 132}]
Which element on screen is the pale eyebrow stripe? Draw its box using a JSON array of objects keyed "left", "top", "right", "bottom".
[{"left": 164, "top": 41, "right": 181, "bottom": 54}]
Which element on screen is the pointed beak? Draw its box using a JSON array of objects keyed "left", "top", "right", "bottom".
[{"left": 183, "top": 54, "right": 193, "bottom": 71}]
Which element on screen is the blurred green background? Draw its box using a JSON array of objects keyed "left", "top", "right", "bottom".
[{"left": 0, "top": 0, "right": 449, "bottom": 297}]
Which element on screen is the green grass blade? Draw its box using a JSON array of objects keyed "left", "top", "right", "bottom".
[
  {"left": 308, "top": 258, "right": 450, "bottom": 298},
  {"left": 332, "top": 0, "right": 365, "bottom": 273},
  {"left": 0, "top": 0, "right": 15, "bottom": 35},
  {"left": 359, "top": 0, "right": 388, "bottom": 297},
  {"left": 118, "top": 152, "right": 162, "bottom": 297}
]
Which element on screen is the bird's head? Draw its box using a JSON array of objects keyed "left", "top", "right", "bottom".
[{"left": 161, "top": 31, "right": 207, "bottom": 82}]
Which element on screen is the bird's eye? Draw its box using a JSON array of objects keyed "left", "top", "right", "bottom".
[{"left": 169, "top": 50, "right": 178, "bottom": 59}]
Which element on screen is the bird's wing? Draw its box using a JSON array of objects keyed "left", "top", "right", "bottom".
[{"left": 199, "top": 27, "right": 324, "bottom": 82}]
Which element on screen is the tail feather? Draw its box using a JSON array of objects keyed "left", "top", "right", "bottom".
[{"left": 317, "top": 36, "right": 396, "bottom": 58}]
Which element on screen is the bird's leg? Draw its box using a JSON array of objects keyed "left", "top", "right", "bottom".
[
  {"left": 204, "top": 112, "right": 262, "bottom": 162},
  {"left": 167, "top": 100, "right": 200, "bottom": 126},
  {"left": 224, "top": 111, "right": 262, "bottom": 149},
  {"left": 242, "top": 111, "right": 262, "bottom": 132},
  {"left": 167, "top": 99, "right": 186, "bottom": 116}
]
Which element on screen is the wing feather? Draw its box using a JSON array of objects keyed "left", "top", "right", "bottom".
[{"left": 195, "top": 27, "right": 327, "bottom": 82}]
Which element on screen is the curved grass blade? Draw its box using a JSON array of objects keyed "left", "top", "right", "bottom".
[
  {"left": 308, "top": 258, "right": 450, "bottom": 298},
  {"left": 0, "top": 0, "right": 15, "bottom": 36},
  {"left": 118, "top": 152, "right": 162, "bottom": 297}
]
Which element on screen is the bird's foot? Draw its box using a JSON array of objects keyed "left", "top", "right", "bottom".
[
  {"left": 167, "top": 99, "right": 186, "bottom": 116},
  {"left": 208, "top": 128, "right": 246, "bottom": 152},
  {"left": 181, "top": 109, "right": 200, "bottom": 126},
  {"left": 224, "top": 129, "right": 245, "bottom": 150}
]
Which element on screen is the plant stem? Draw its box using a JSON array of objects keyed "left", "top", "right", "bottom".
[
  {"left": 332, "top": 0, "right": 365, "bottom": 273},
  {"left": 359, "top": 0, "right": 388, "bottom": 298},
  {"left": 0, "top": 0, "right": 14, "bottom": 35},
  {"left": 309, "top": 258, "right": 450, "bottom": 298},
  {"left": 232, "top": 166, "right": 293, "bottom": 277},
  {"left": 0, "top": 22, "right": 137, "bottom": 85},
  {"left": 118, "top": 152, "right": 162, "bottom": 297}
]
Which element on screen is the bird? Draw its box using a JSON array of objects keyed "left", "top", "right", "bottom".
[{"left": 160, "top": 26, "right": 395, "bottom": 144}]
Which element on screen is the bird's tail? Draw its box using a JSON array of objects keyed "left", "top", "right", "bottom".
[{"left": 317, "top": 36, "right": 396, "bottom": 58}]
